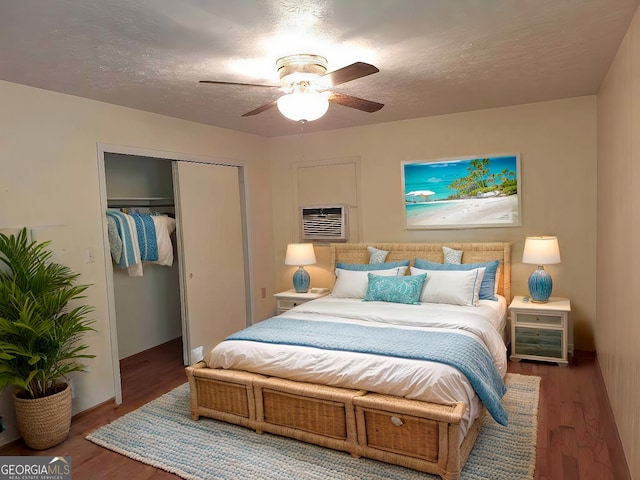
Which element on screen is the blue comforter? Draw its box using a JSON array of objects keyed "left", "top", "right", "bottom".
[{"left": 226, "top": 317, "right": 508, "bottom": 425}]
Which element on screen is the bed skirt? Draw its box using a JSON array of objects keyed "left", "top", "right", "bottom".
[{"left": 186, "top": 362, "right": 485, "bottom": 480}]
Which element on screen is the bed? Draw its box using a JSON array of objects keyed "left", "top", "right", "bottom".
[{"left": 186, "top": 242, "right": 511, "bottom": 480}]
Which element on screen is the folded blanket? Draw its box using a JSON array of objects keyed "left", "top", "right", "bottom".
[
  {"left": 131, "top": 213, "right": 159, "bottom": 262},
  {"left": 105, "top": 210, "right": 142, "bottom": 275},
  {"left": 150, "top": 215, "right": 175, "bottom": 266},
  {"left": 106, "top": 215, "right": 122, "bottom": 264},
  {"left": 226, "top": 317, "right": 508, "bottom": 426}
]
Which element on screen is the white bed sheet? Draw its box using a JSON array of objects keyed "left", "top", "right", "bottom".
[{"left": 205, "top": 296, "right": 508, "bottom": 437}]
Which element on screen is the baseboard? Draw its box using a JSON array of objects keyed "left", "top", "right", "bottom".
[
  {"left": 71, "top": 397, "right": 117, "bottom": 421},
  {"left": 593, "top": 353, "right": 632, "bottom": 480}
]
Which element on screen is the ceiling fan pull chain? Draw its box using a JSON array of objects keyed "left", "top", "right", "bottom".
[{"left": 299, "top": 120, "right": 306, "bottom": 162}]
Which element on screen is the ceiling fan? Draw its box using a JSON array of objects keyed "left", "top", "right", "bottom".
[{"left": 199, "top": 54, "right": 384, "bottom": 122}]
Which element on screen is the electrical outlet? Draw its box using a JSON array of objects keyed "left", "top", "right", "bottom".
[
  {"left": 261, "top": 287, "right": 266, "bottom": 299},
  {"left": 69, "top": 379, "right": 76, "bottom": 399}
]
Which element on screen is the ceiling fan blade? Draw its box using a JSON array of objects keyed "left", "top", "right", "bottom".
[
  {"left": 241, "top": 99, "right": 279, "bottom": 117},
  {"left": 319, "top": 62, "right": 379, "bottom": 88},
  {"left": 199, "top": 80, "right": 280, "bottom": 88},
  {"left": 328, "top": 92, "right": 384, "bottom": 113}
]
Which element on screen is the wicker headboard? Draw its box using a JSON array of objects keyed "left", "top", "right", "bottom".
[{"left": 330, "top": 242, "right": 511, "bottom": 302}]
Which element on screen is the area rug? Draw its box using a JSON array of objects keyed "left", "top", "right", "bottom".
[{"left": 87, "top": 373, "right": 540, "bottom": 480}]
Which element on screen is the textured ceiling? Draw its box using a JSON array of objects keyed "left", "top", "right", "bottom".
[{"left": 0, "top": 0, "right": 638, "bottom": 137}]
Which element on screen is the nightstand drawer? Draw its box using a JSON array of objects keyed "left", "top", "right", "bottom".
[
  {"left": 514, "top": 313, "right": 562, "bottom": 326},
  {"left": 274, "top": 290, "right": 329, "bottom": 315},
  {"left": 514, "top": 327, "right": 563, "bottom": 358},
  {"left": 278, "top": 300, "right": 303, "bottom": 311}
]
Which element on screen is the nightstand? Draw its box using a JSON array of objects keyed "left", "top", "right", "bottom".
[
  {"left": 274, "top": 289, "right": 329, "bottom": 314},
  {"left": 509, "top": 296, "right": 571, "bottom": 366}
]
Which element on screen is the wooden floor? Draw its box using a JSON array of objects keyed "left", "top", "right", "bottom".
[
  {"left": 0, "top": 341, "right": 630, "bottom": 480},
  {"left": 509, "top": 352, "right": 630, "bottom": 480}
]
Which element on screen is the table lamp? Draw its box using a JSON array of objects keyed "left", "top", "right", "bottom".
[
  {"left": 522, "top": 236, "right": 561, "bottom": 303},
  {"left": 285, "top": 243, "right": 317, "bottom": 293}
]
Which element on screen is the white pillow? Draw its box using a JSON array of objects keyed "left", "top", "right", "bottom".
[
  {"left": 332, "top": 268, "right": 401, "bottom": 299},
  {"left": 411, "top": 266, "right": 485, "bottom": 306}
]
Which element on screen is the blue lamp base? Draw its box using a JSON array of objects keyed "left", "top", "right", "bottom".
[
  {"left": 528, "top": 266, "right": 552, "bottom": 303},
  {"left": 292, "top": 266, "right": 310, "bottom": 293}
]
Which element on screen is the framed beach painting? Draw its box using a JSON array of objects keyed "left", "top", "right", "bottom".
[{"left": 402, "top": 154, "right": 521, "bottom": 229}]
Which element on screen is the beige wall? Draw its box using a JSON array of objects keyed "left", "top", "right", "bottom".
[
  {"left": 0, "top": 80, "right": 275, "bottom": 443},
  {"left": 270, "top": 97, "right": 597, "bottom": 352},
  {"left": 597, "top": 5, "right": 640, "bottom": 479}
]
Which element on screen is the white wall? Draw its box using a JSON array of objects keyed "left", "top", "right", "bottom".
[
  {"left": 0, "top": 80, "right": 275, "bottom": 445},
  {"left": 597, "top": 4, "right": 640, "bottom": 479},
  {"left": 270, "top": 97, "right": 598, "bottom": 352}
]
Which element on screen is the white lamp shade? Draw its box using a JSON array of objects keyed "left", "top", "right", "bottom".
[
  {"left": 522, "top": 236, "right": 561, "bottom": 265},
  {"left": 285, "top": 243, "right": 317, "bottom": 266},
  {"left": 277, "top": 88, "right": 329, "bottom": 122}
]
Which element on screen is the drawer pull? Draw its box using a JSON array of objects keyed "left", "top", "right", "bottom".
[{"left": 390, "top": 416, "right": 404, "bottom": 427}]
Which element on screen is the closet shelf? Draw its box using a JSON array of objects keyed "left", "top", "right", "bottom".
[{"left": 107, "top": 197, "right": 174, "bottom": 207}]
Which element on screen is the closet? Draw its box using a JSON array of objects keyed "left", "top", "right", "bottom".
[
  {"left": 105, "top": 153, "right": 181, "bottom": 362},
  {"left": 103, "top": 152, "right": 249, "bottom": 398}
]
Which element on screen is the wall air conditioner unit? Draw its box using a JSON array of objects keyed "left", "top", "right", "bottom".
[{"left": 301, "top": 205, "right": 348, "bottom": 242}]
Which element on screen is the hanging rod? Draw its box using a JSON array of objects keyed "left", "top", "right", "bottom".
[{"left": 107, "top": 197, "right": 174, "bottom": 208}]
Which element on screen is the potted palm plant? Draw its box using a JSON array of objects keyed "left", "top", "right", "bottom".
[{"left": 0, "top": 228, "right": 95, "bottom": 449}]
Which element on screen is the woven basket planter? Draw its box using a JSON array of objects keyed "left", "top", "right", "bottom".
[{"left": 13, "top": 383, "right": 72, "bottom": 450}]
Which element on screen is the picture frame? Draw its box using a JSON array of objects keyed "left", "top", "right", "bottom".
[{"left": 402, "top": 154, "right": 521, "bottom": 229}]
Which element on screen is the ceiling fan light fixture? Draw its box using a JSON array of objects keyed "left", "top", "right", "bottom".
[
  {"left": 277, "top": 84, "right": 329, "bottom": 122},
  {"left": 277, "top": 54, "right": 328, "bottom": 86}
]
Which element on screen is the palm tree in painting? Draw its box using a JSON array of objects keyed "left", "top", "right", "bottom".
[
  {"left": 467, "top": 158, "right": 491, "bottom": 189},
  {"left": 447, "top": 158, "right": 517, "bottom": 198}
]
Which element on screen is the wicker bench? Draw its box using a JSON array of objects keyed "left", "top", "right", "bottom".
[{"left": 186, "top": 362, "right": 484, "bottom": 480}]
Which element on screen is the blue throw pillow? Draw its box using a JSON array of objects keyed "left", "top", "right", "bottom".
[
  {"left": 413, "top": 258, "right": 500, "bottom": 301},
  {"left": 364, "top": 273, "right": 427, "bottom": 305},
  {"left": 336, "top": 259, "right": 410, "bottom": 271}
]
